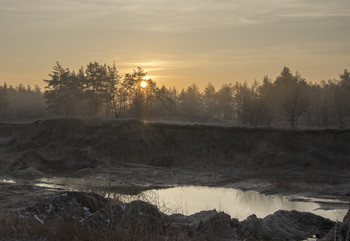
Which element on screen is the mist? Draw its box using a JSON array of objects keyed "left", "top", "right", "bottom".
[
  {"left": 1, "top": 62, "right": 350, "bottom": 129},
  {"left": 0, "top": 62, "right": 350, "bottom": 241}
]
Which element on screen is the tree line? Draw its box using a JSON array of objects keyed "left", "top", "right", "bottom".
[
  {"left": 0, "top": 62, "right": 349, "bottom": 128},
  {"left": 0, "top": 83, "right": 46, "bottom": 119}
]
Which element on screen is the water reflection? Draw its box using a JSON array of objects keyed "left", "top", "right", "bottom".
[
  {"left": 1, "top": 177, "right": 347, "bottom": 221},
  {"left": 0, "top": 178, "right": 16, "bottom": 184},
  {"left": 140, "top": 186, "right": 348, "bottom": 221}
]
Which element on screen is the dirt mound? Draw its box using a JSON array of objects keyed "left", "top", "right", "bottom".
[
  {"left": 63, "top": 149, "right": 100, "bottom": 171},
  {"left": 320, "top": 208, "right": 350, "bottom": 241},
  {"left": 11, "top": 151, "right": 47, "bottom": 171},
  {"left": 2, "top": 118, "right": 350, "bottom": 176},
  {"left": 3, "top": 192, "right": 336, "bottom": 241},
  {"left": 25, "top": 191, "right": 108, "bottom": 215},
  {"left": 13, "top": 167, "right": 45, "bottom": 179},
  {"left": 10, "top": 149, "right": 100, "bottom": 174},
  {"left": 166, "top": 209, "right": 335, "bottom": 240},
  {"left": 241, "top": 210, "right": 335, "bottom": 240}
]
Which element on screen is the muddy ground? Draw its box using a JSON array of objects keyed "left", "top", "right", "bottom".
[
  {"left": 0, "top": 118, "right": 350, "bottom": 207},
  {"left": 0, "top": 118, "right": 350, "bottom": 240},
  {"left": 1, "top": 161, "right": 350, "bottom": 211}
]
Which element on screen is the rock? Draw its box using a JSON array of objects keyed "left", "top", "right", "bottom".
[
  {"left": 167, "top": 210, "right": 237, "bottom": 240},
  {"left": 241, "top": 210, "right": 335, "bottom": 241},
  {"left": 168, "top": 213, "right": 187, "bottom": 223},
  {"left": 187, "top": 210, "right": 218, "bottom": 223},
  {"left": 16, "top": 192, "right": 337, "bottom": 241},
  {"left": 123, "top": 200, "right": 165, "bottom": 234},
  {"left": 197, "top": 212, "right": 234, "bottom": 239},
  {"left": 25, "top": 191, "right": 108, "bottom": 218},
  {"left": 320, "top": 208, "right": 350, "bottom": 241},
  {"left": 343, "top": 209, "right": 350, "bottom": 223}
]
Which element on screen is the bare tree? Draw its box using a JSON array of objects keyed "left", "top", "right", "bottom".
[
  {"left": 282, "top": 84, "right": 310, "bottom": 129},
  {"left": 274, "top": 67, "right": 310, "bottom": 128}
]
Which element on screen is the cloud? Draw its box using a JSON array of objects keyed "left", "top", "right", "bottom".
[
  {"left": 1, "top": 0, "right": 349, "bottom": 88},
  {"left": 1, "top": 0, "right": 349, "bottom": 32}
]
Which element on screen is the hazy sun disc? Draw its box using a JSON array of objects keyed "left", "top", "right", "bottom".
[{"left": 140, "top": 81, "right": 148, "bottom": 88}]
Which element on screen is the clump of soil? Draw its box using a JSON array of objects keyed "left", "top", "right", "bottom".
[
  {"left": 10, "top": 149, "right": 100, "bottom": 175},
  {"left": 13, "top": 167, "right": 45, "bottom": 179}
]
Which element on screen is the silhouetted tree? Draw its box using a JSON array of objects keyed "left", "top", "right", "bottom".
[
  {"left": 203, "top": 83, "right": 217, "bottom": 119},
  {"left": 258, "top": 76, "right": 274, "bottom": 127},
  {"left": 84, "top": 62, "right": 109, "bottom": 116},
  {"left": 306, "top": 83, "right": 322, "bottom": 127},
  {"left": 274, "top": 67, "right": 310, "bottom": 128},
  {"left": 34, "top": 85, "right": 42, "bottom": 94},
  {"left": 216, "top": 83, "right": 234, "bottom": 120},
  {"left": 2, "top": 82, "right": 46, "bottom": 118},
  {"left": 120, "top": 67, "right": 154, "bottom": 118},
  {"left": 40, "top": 61, "right": 350, "bottom": 128},
  {"left": 340, "top": 69, "right": 350, "bottom": 90},
  {"left": 44, "top": 62, "right": 123, "bottom": 117},
  {"left": 0, "top": 86, "right": 9, "bottom": 111},
  {"left": 151, "top": 85, "right": 176, "bottom": 117},
  {"left": 178, "top": 84, "right": 202, "bottom": 119},
  {"left": 234, "top": 81, "right": 266, "bottom": 126},
  {"left": 44, "top": 62, "right": 81, "bottom": 116},
  {"left": 332, "top": 69, "right": 350, "bottom": 128},
  {"left": 105, "top": 64, "right": 122, "bottom": 116}
]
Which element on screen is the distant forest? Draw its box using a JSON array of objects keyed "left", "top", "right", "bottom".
[{"left": 0, "top": 62, "right": 349, "bottom": 129}]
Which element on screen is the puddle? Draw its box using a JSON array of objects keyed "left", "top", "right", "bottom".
[
  {"left": 1, "top": 178, "right": 348, "bottom": 221},
  {"left": 0, "top": 179, "right": 16, "bottom": 184},
  {"left": 137, "top": 186, "right": 349, "bottom": 221}
]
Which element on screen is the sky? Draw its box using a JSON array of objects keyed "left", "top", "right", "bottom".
[{"left": 1, "top": 0, "right": 350, "bottom": 90}]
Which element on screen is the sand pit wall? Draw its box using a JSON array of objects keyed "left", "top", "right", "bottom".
[{"left": 1, "top": 119, "right": 350, "bottom": 174}]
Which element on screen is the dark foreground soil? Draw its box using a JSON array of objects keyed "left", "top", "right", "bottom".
[{"left": 0, "top": 191, "right": 346, "bottom": 241}]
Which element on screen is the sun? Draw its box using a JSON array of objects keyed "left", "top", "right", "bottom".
[{"left": 140, "top": 81, "right": 148, "bottom": 88}]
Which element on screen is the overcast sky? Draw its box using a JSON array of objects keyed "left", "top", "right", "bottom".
[{"left": 1, "top": 0, "right": 349, "bottom": 89}]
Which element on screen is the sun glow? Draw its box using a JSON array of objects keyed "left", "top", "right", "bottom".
[{"left": 140, "top": 81, "right": 148, "bottom": 88}]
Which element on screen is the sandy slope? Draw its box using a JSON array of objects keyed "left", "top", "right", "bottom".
[
  {"left": 0, "top": 118, "right": 350, "bottom": 202},
  {"left": 1, "top": 118, "right": 350, "bottom": 240}
]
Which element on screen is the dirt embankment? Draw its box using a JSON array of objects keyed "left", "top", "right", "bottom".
[
  {"left": 1, "top": 118, "right": 350, "bottom": 176},
  {"left": 1, "top": 119, "right": 350, "bottom": 240}
]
